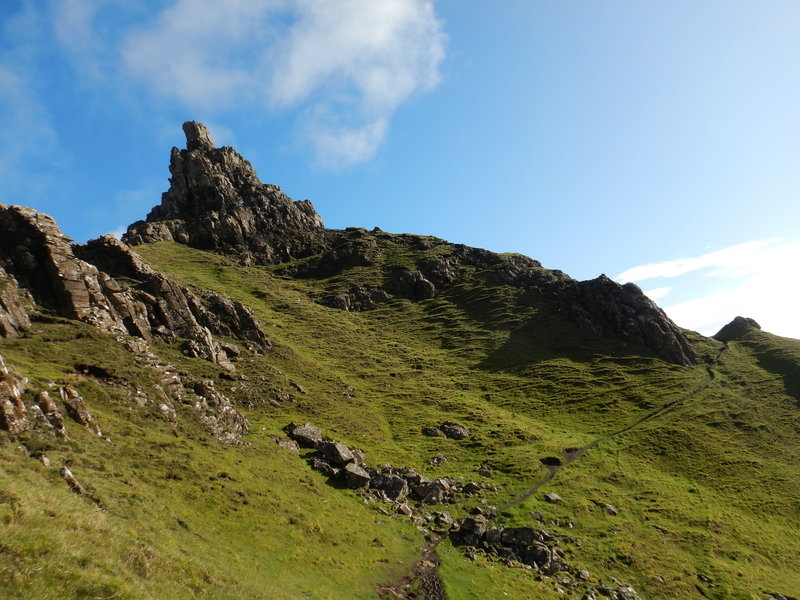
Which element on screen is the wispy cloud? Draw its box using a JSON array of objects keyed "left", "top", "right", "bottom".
[
  {"left": 616, "top": 239, "right": 784, "bottom": 283},
  {"left": 643, "top": 287, "right": 671, "bottom": 301},
  {"left": 120, "top": 0, "right": 445, "bottom": 167},
  {"left": 618, "top": 239, "right": 800, "bottom": 338}
]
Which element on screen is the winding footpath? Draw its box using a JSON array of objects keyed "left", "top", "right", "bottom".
[{"left": 378, "top": 343, "right": 727, "bottom": 599}]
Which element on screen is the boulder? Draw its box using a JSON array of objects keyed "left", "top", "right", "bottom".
[
  {"left": 342, "top": 463, "right": 371, "bottom": 488},
  {"left": 422, "top": 426, "right": 442, "bottom": 437},
  {"left": 499, "top": 527, "right": 538, "bottom": 547},
  {"left": 369, "top": 474, "right": 410, "bottom": 501},
  {"left": 286, "top": 422, "right": 323, "bottom": 448},
  {"left": 440, "top": 422, "right": 470, "bottom": 440},
  {"left": 36, "top": 391, "right": 67, "bottom": 438},
  {"left": 59, "top": 387, "right": 94, "bottom": 428},
  {"left": 544, "top": 492, "right": 563, "bottom": 504},
  {"left": 317, "top": 441, "right": 355, "bottom": 467}
]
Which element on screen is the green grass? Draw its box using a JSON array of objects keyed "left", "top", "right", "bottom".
[{"left": 2, "top": 239, "right": 799, "bottom": 599}]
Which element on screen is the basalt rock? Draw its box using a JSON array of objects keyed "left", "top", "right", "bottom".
[
  {"left": 714, "top": 316, "right": 761, "bottom": 342},
  {"left": 0, "top": 355, "right": 31, "bottom": 434},
  {"left": 124, "top": 121, "right": 326, "bottom": 265},
  {"left": 0, "top": 204, "right": 149, "bottom": 338},
  {"left": 0, "top": 266, "right": 31, "bottom": 338},
  {"left": 556, "top": 275, "right": 696, "bottom": 366},
  {"left": 192, "top": 380, "right": 250, "bottom": 444}
]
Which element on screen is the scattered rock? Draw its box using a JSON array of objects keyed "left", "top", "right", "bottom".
[
  {"left": 35, "top": 391, "right": 67, "bottom": 438},
  {"left": 342, "top": 463, "right": 371, "bottom": 489},
  {"left": 369, "top": 474, "right": 410, "bottom": 502},
  {"left": 192, "top": 381, "right": 250, "bottom": 444},
  {"left": 440, "top": 422, "right": 470, "bottom": 440},
  {"left": 422, "top": 426, "right": 443, "bottom": 437},
  {"left": 544, "top": 492, "right": 563, "bottom": 504},
  {"left": 0, "top": 356, "right": 31, "bottom": 434},
  {"left": 59, "top": 387, "right": 97, "bottom": 431},
  {"left": 318, "top": 440, "right": 355, "bottom": 467},
  {"left": 285, "top": 422, "right": 323, "bottom": 448}
]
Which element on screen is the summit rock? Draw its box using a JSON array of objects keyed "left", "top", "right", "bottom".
[{"left": 124, "top": 121, "right": 325, "bottom": 264}]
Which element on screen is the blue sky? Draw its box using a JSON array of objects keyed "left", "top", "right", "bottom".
[{"left": 1, "top": 1, "right": 798, "bottom": 338}]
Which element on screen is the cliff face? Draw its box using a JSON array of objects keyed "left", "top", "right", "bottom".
[{"left": 0, "top": 204, "right": 269, "bottom": 371}]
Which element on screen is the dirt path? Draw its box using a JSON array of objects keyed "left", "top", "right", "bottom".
[
  {"left": 376, "top": 535, "right": 447, "bottom": 600},
  {"left": 500, "top": 343, "right": 727, "bottom": 512},
  {"left": 377, "top": 343, "right": 727, "bottom": 598}
]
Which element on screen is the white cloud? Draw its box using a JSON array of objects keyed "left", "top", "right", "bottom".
[
  {"left": 643, "top": 287, "right": 671, "bottom": 301},
  {"left": 108, "top": 225, "right": 126, "bottom": 239},
  {"left": 120, "top": 0, "right": 445, "bottom": 167},
  {"left": 50, "top": 0, "right": 109, "bottom": 80},
  {"left": 618, "top": 239, "right": 800, "bottom": 338},
  {"left": 616, "top": 238, "right": 783, "bottom": 283}
]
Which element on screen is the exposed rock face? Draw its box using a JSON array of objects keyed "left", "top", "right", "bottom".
[
  {"left": 557, "top": 275, "right": 697, "bottom": 366},
  {"left": 0, "top": 266, "right": 31, "bottom": 338},
  {"left": 714, "top": 316, "right": 761, "bottom": 342},
  {"left": 124, "top": 121, "right": 325, "bottom": 264},
  {"left": 0, "top": 355, "right": 31, "bottom": 434},
  {"left": 0, "top": 204, "right": 148, "bottom": 337},
  {"left": 193, "top": 380, "right": 250, "bottom": 444}
]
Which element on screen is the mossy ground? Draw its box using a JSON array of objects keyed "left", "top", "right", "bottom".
[{"left": 1, "top": 240, "right": 799, "bottom": 599}]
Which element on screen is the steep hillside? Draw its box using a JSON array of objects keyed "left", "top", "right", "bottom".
[{"left": 1, "top": 123, "right": 798, "bottom": 600}]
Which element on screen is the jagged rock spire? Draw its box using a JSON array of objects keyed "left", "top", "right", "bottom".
[
  {"left": 183, "top": 121, "right": 214, "bottom": 151},
  {"left": 124, "top": 122, "right": 325, "bottom": 264}
]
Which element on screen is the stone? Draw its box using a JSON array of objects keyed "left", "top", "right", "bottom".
[
  {"left": 342, "top": 463, "right": 371, "bottom": 488},
  {"left": 603, "top": 503, "right": 618, "bottom": 516},
  {"left": 0, "top": 266, "right": 31, "bottom": 338},
  {"left": 311, "top": 458, "right": 338, "bottom": 478},
  {"left": 369, "top": 474, "right": 410, "bottom": 501},
  {"left": 192, "top": 381, "right": 250, "bottom": 444},
  {"left": 462, "top": 482, "right": 483, "bottom": 495},
  {"left": 499, "top": 527, "right": 538, "bottom": 547},
  {"left": 317, "top": 440, "right": 355, "bottom": 467},
  {"left": 59, "top": 387, "right": 94, "bottom": 427},
  {"left": 183, "top": 121, "right": 215, "bottom": 151},
  {"left": 544, "top": 492, "right": 563, "bottom": 504},
  {"left": 422, "top": 426, "right": 442, "bottom": 437},
  {"left": 440, "top": 422, "right": 470, "bottom": 440},
  {"left": 413, "top": 480, "right": 450, "bottom": 505},
  {"left": 285, "top": 422, "right": 323, "bottom": 448},
  {"left": 36, "top": 391, "right": 67, "bottom": 438},
  {"left": 478, "top": 466, "right": 493, "bottom": 477},
  {"left": 0, "top": 356, "right": 30, "bottom": 434},
  {"left": 124, "top": 123, "right": 325, "bottom": 265}
]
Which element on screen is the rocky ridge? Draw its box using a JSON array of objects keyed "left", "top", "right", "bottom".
[{"left": 121, "top": 122, "right": 696, "bottom": 366}]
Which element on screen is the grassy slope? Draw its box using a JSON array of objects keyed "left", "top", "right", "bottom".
[{"left": 1, "top": 239, "right": 799, "bottom": 599}]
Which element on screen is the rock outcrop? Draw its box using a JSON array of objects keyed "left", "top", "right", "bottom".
[
  {"left": 0, "top": 204, "right": 149, "bottom": 337},
  {"left": 0, "top": 355, "right": 31, "bottom": 434},
  {"left": 556, "top": 275, "right": 697, "bottom": 366},
  {"left": 0, "top": 266, "right": 31, "bottom": 338},
  {"left": 124, "top": 121, "right": 326, "bottom": 264},
  {"left": 714, "top": 316, "right": 761, "bottom": 342},
  {"left": 0, "top": 205, "right": 270, "bottom": 374}
]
